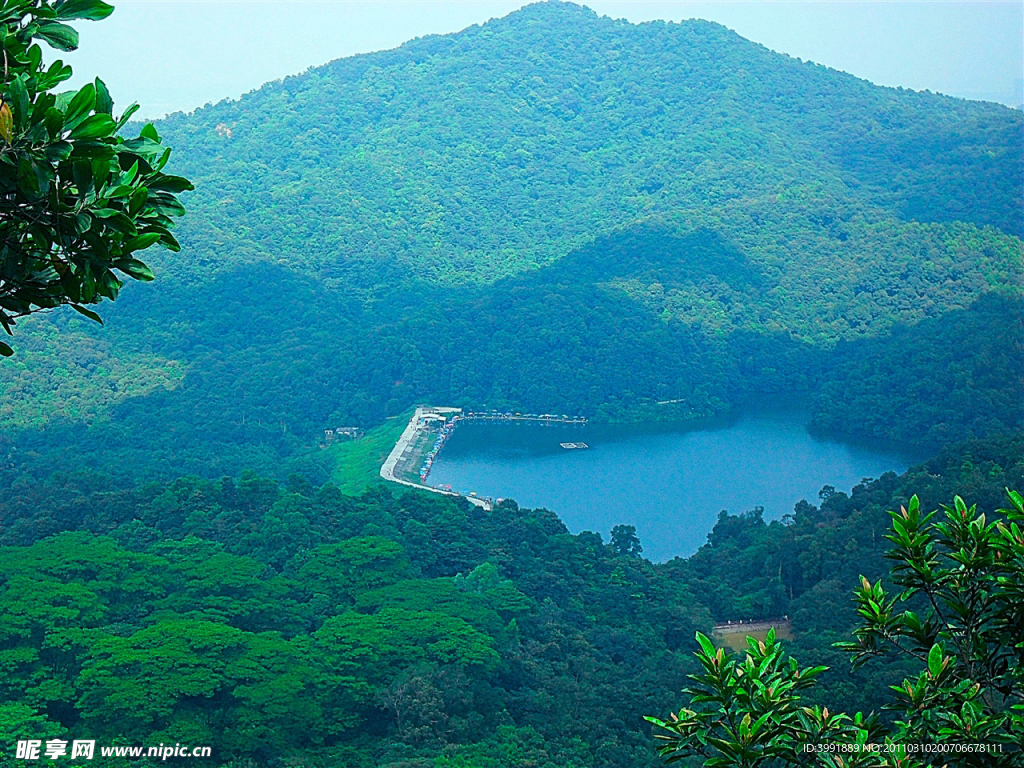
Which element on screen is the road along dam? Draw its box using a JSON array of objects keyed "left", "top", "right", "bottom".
[{"left": 379, "top": 407, "right": 492, "bottom": 510}]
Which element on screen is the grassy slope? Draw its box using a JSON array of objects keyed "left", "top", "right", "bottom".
[{"left": 326, "top": 411, "right": 411, "bottom": 494}]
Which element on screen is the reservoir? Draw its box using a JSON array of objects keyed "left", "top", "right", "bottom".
[{"left": 427, "top": 403, "right": 924, "bottom": 561}]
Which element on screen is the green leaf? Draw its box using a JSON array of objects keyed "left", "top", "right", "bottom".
[
  {"left": 55, "top": 0, "right": 115, "bottom": 20},
  {"left": 74, "top": 212, "right": 93, "bottom": 233},
  {"left": 117, "top": 259, "right": 155, "bottom": 282},
  {"left": 103, "top": 212, "right": 138, "bottom": 236},
  {"left": 145, "top": 194, "right": 186, "bottom": 217},
  {"left": 927, "top": 644, "right": 943, "bottom": 678},
  {"left": 750, "top": 712, "right": 770, "bottom": 734},
  {"left": 122, "top": 233, "right": 161, "bottom": 254},
  {"left": 72, "top": 160, "right": 94, "bottom": 195},
  {"left": 92, "top": 157, "right": 110, "bottom": 187},
  {"left": 70, "top": 304, "right": 103, "bottom": 324},
  {"left": 94, "top": 77, "right": 113, "bottom": 114},
  {"left": 158, "top": 232, "right": 182, "bottom": 252},
  {"left": 128, "top": 186, "right": 148, "bottom": 216},
  {"left": 34, "top": 21, "right": 80, "bottom": 51},
  {"left": 41, "top": 59, "right": 74, "bottom": 90},
  {"left": 140, "top": 123, "right": 160, "bottom": 142},
  {"left": 44, "top": 140, "right": 73, "bottom": 163},
  {"left": 68, "top": 113, "right": 115, "bottom": 140},
  {"left": 113, "top": 103, "right": 140, "bottom": 132},
  {"left": 154, "top": 146, "right": 172, "bottom": 171},
  {"left": 800, "top": 665, "right": 829, "bottom": 680},
  {"left": 147, "top": 175, "right": 194, "bottom": 193},
  {"left": 0, "top": 341, "right": 12, "bottom": 357},
  {"left": 695, "top": 632, "right": 716, "bottom": 658},
  {"left": 65, "top": 83, "right": 96, "bottom": 125},
  {"left": 45, "top": 106, "right": 65, "bottom": 137},
  {"left": 31, "top": 91, "right": 57, "bottom": 125},
  {"left": 8, "top": 77, "right": 29, "bottom": 131},
  {"left": 17, "top": 156, "right": 52, "bottom": 197},
  {"left": 69, "top": 140, "right": 115, "bottom": 161}
]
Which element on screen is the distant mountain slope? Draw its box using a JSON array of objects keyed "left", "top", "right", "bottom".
[
  {"left": 154, "top": 0, "right": 1022, "bottom": 288},
  {"left": 0, "top": 1, "right": 1021, "bottom": 480}
]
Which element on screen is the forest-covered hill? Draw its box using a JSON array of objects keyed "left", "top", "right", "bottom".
[
  {"left": 154, "top": 1, "right": 1023, "bottom": 285},
  {"left": 0, "top": 0, "right": 1021, "bottom": 481}
]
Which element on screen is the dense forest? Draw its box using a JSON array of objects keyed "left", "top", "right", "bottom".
[
  {"left": 0, "top": 428, "right": 1020, "bottom": 766},
  {"left": 0, "top": 1, "right": 1020, "bottom": 484}
]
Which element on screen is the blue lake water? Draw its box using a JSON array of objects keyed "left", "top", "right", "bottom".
[{"left": 427, "top": 404, "right": 924, "bottom": 561}]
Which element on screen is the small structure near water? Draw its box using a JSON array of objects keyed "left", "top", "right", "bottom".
[
  {"left": 324, "top": 426, "right": 364, "bottom": 444},
  {"left": 380, "top": 407, "right": 492, "bottom": 510},
  {"left": 465, "top": 410, "right": 587, "bottom": 425}
]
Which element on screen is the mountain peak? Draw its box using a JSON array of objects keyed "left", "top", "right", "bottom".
[{"left": 506, "top": 0, "right": 601, "bottom": 20}]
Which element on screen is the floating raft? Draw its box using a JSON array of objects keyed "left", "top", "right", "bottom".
[{"left": 560, "top": 442, "right": 589, "bottom": 449}]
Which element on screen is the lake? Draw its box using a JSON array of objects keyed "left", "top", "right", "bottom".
[{"left": 427, "top": 403, "right": 924, "bottom": 561}]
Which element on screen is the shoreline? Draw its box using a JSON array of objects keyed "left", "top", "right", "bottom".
[
  {"left": 379, "top": 407, "right": 493, "bottom": 510},
  {"left": 379, "top": 407, "right": 590, "bottom": 509}
]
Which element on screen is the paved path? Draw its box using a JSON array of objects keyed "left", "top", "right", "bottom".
[{"left": 380, "top": 407, "right": 491, "bottom": 510}]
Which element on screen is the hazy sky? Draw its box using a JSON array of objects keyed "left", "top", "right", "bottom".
[{"left": 61, "top": 0, "right": 1024, "bottom": 119}]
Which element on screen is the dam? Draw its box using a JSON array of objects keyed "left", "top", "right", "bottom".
[{"left": 379, "top": 407, "right": 587, "bottom": 509}]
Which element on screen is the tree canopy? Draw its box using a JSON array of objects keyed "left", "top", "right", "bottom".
[{"left": 0, "top": 0, "right": 192, "bottom": 356}]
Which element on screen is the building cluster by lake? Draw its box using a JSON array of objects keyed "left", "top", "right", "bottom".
[
  {"left": 418, "top": 413, "right": 462, "bottom": 482},
  {"left": 463, "top": 410, "right": 587, "bottom": 424}
]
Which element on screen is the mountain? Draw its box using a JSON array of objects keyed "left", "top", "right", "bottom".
[
  {"left": 0, "top": 0, "right": 1021, "bottom": 481},
  {"left": 157, "top": 0, "right": 1022, "bottom": 286}
]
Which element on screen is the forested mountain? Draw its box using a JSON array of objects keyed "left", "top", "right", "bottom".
[
  {"left": 0, "top": 0, "right": 1021, "bottom": 480},
  {"left": 157, "top": 1, "right": 1023, "bottom": 285}
]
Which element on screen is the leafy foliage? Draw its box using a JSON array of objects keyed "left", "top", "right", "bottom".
[
  {"left": 838, "top": 492, "right": 1024, "bottom": 755},
  {"left": 647, "top": 630, "right": 884, "bottom": 767},
  {"left": 0, "top": 0, "right": 192, "bottom": 354},
  {"left": 649, "top": 488, "right": 1024, "bottom": 767}
]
